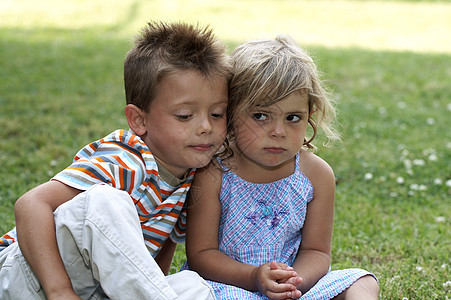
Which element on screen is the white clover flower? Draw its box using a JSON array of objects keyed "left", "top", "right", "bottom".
[
  {"left": 413, "top": 159, "right": 425, "bottom": 166},
  {"left": 446, "top": 180, "right": 451, "bottom": 187},
  {"left": 398, "top": 102, "right": 407, "bottom": 109},
  {"left": 402, "top": 297, "right": 408, "bottom": 300},
  {"left": 447, "top": 142, "right": 451, "bottom": 149},
  {"left": 364, "top": 173, "right": 373, "bottom": 180},
  {"left": 410, "top": 184, "right": 419, "bottom": 190},
  {"left": 404, "top": 159, "right": 412, "bottom": 169},
  {"left": 408, "top": 190, "right": 415, "bottom": 196},
  {"left": 447, "top": 103, "right": 451, "bottom": 111},
  {"left": 435, "top": 216, "right": 446, "bottom": 223},
  {"left": 390, "top": 192, "right": 398, "bottom": 198},
  {"left": 426, "top": 117, "right": 435, "bottom": 125},
  {"left": 428, "top": 154, "right": 438, "bottom": 161},
  {"left": 434, "top": 178, "right": 443, "bottom": 185},
  {"left": 416, "top": 266, "right": 423, "bottom": 272},
  {"left": 418, "top": 184, "right": 427, "bottom": 191},
  {"left": 442, "top": 264, "right": 448, "bottom": 269},
  {"left": 397, "top": 177, "right": 405, "bottom": 184},
  {"left": 50, "top": 160, "right": 57, "bottom": 167},
  {"left": 379, "top": 107, "right": 387, "bottom": 115},
  {"left": 443, "top": 281, "right": 451, "bottom": 288},
  {"left": 407, "top": 169, "right": 414, "bottom": 176}
]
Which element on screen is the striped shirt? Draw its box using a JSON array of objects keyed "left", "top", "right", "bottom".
[{"left": 0, "top": 129, "right": 194, "bottom": 256}]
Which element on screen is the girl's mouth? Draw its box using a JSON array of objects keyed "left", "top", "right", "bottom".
[{"left": 264, "top": 147, "right": 285, "bottom": 154}]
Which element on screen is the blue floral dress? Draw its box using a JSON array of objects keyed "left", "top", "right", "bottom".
[{"left": 186, "top": 153, "right": 376, "bottom": 299}]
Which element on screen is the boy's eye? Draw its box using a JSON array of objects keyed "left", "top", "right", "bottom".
[
  {"left": 211, "top": 112, "right": 224, "bottom": 118},
  {"left": 176, "top": 114, "right": 192, "bottom": 121},
  {"left": 286, "top": 115, "right": 301, "bottom": 122},
  {"left": 211, "top": 108, "right": 226, "bottom": 119},
  {"left": 252, "top": 113, "right": 269, "bottom": 121}
]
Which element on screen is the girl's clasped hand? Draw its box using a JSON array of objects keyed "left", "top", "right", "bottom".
[{"left": 252, "top": 261, "right": 303, "bottom": 299}]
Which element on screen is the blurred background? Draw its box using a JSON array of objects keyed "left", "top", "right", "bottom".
[
  {"left": 2, "top": 0, "right": 450, "bottom": 52},
  {"left": 1, "top": 0, "right": 450, "bottom": 298}
]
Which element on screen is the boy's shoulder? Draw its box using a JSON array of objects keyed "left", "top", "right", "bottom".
[
  {"left": 76, "top": 129, "right": 150, "bottom": 159},
  {"left": 97, "top": 129, "right": 147, "bottom": 151}
]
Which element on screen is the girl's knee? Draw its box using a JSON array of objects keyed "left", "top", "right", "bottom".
[
  {"left": 360, "top": 275, "right": 379, "bottom": 293},
  {"left": 352, "top": 275, "right": 379, "bottom": 299},
  {"left": 334, "top": 275, "right": 379, "bottom": 300}
]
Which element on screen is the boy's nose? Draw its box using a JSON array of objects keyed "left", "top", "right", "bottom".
[{"left": 198, "top": 117, "right": 213, "bottom": 135}]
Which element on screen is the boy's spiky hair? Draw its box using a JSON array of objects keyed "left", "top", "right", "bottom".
[{"left": 124, "top": 21, "right": 230, "bottom": 111}]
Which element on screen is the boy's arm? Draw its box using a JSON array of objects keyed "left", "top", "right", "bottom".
[
  {"left": 154, "top": 238, "right": 177, "bottom": 275},
  {"left": 293, "top": 151, "right": 335, "bottom": 294},
  {"left": 15, "top": 180, "right": 82, "bottom": 299}
]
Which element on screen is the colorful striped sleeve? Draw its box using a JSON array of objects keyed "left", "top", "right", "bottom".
[
  {"left": 0, "top": 227, "right": 16, "bottom": 251},
  {"left": 170, "top": 207, "right": 187, "bottom": 243},
  {"left": 53, "top": 133, "right": 146, "bottom": 194}
]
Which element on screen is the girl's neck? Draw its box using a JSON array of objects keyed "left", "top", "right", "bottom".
[{"left": 227, "top": 148, "right": 296, "bottom": 184}]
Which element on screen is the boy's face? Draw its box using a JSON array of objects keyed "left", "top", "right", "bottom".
[{"left": 141, "top": 70, "right": 228, "bottom": 178}]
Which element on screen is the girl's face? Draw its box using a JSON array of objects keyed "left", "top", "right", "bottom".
[{"left": 233, "top": 91, "right": 310, "bottom": 171}]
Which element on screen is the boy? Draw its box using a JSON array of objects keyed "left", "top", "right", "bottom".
[{"left": 0, "top": 21, "right": 230, "bottom": 299}]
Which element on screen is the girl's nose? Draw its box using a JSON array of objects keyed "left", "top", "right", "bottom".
[{"left": 270, "top": 120, "right": 286, "bottom": 138}]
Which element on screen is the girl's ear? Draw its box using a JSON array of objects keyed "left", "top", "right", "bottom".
[{"left": 124, "top": 104, "right": 147, "bottom": 136}]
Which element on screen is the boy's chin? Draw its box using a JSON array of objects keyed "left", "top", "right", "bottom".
[{"left": 190, "top": 157, "right": 213, "bottom": 169}]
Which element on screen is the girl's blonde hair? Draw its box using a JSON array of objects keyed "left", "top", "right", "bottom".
[{"left": 228, "top": 35, "right": 339, "bottom": 149}]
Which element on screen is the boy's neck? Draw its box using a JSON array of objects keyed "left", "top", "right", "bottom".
[{"left": 155, "top": 159, "right": 190, "bottom": 186}]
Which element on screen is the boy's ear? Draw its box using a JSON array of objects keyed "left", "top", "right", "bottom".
[{"left": 124, "top": 104, "right": 147, "bottom": 136}]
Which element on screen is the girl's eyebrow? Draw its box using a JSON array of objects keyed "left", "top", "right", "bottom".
[
  {"left": 253, "top": 108, "right": 309, "bottom": 115},
  {"left": 288, "top": 110, "right": 309, "bottom": 115}
]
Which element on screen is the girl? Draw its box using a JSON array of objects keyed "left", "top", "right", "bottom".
[{"left": 184, "top": 35, "right": 379, "bottom": 299}]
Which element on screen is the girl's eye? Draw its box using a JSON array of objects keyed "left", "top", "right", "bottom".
[
  {"left": 252, "top": 113, "right": 269, "bottom": 121},
  {"left": 286, "top": 115, "right": 301, "bottom": 122}
]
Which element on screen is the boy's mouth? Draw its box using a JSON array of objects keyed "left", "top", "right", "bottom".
[{"left": 189, "top": 144, "right": 214, "bottom": 152}]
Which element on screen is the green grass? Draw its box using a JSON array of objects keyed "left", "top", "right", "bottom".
[{"left": 1, "top": 1, "right": 450, "bottom": 299}]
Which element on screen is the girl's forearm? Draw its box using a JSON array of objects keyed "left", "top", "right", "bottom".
[
  {"left": 188, "top": 249, "right": 258, "bottom": 291},
  {"left": 292, "top": 249, "right": 331, "bottom": 294}
]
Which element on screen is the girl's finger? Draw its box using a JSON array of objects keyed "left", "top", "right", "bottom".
[{"left": 266, "top": 289, "right": 302, "bottom": 300}]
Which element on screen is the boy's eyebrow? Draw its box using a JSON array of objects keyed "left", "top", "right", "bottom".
[
  {"left": 215, "top": 97, "right": 229, "bottom": 104},
  {"left": 172, "top": 98, "right": 228, "bottom": 106}
]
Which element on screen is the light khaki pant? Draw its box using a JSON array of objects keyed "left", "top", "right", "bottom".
[{"left": 0, "top": 184, "right": 215, "bottom": 300}]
